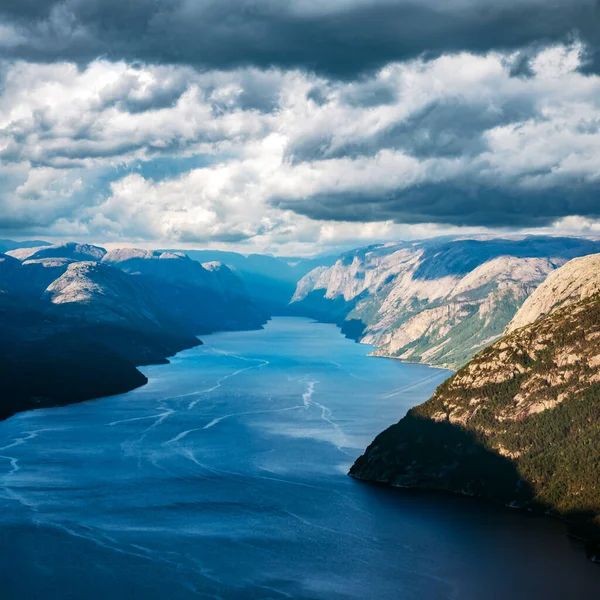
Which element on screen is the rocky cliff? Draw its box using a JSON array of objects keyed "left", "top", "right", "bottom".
[
  {"left": 351, "top": 252, "right": 600, "bottom": 554},
  {"left": 291, "top": 236, "right": 600, "bottom": 368},
  {"left": 506, "top": 253, "right": 600, "bottom": 334}
]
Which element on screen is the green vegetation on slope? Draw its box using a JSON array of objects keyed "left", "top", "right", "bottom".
[{"left": 351, "top": 293, "right": 600, "bottom": 554}]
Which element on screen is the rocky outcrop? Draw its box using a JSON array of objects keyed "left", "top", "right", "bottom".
[
  {"left": 506, "top": 253, "right": 600, "bottom": 334},
  {"left": 351, "top": 256, "right": 600, "bottom": 554},
  {"left": 292, "top": 236, "right": 600, "bottom": 368}
]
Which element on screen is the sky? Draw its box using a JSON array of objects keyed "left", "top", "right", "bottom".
[{"left": 1, "top": 0, "right": 600, "bottom": 255}]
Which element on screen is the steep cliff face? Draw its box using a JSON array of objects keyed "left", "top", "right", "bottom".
[
  {"left": 291, "top": 236, "right": 600, "bottom": 368},
  {"left": 351, "top": 253, "right": 600, "bottom": 552},
  {"left": 506, "top": 254, "right": 600, "bottom": 334}
]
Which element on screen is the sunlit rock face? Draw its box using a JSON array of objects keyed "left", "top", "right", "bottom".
[
  {"left": 292, "top": 236, "right": 600, "bottom": 368},
  {"left": 506, "top": 253, "right": 600, "bottom": 334}
]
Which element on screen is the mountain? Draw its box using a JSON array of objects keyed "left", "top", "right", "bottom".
[
  {"left": 0, "top": 239, "right": 50, "bottom": 253},
  {"left": 41, "top": 260, "right": 201, "bottom": 363},
  {"left": 166, "top": 249, "right": 338, "bottom": 313},
  {"left": 291, "top": 236, "right": 600, "bottom": 368},
  {"left": 102, "top": 248, "right": 268, "bottom": 333},
  {"left": 7, "top": 241, "right": 106, "bottom": 262},
  {"left": 350, "top": 253, "right": 600, "bottom": 556},
  {"left": 45, "top": 261, "right": 176, "bottom": 329},
  {"left": 0, "top": 255, "right": 202, "bottom": 420}
]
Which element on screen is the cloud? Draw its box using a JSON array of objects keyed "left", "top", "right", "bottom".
[
  {"left": 0, "top": 61, "right": 278, "bottom": 169},
  {"left": 2, "top": 43, "right": 600, "bottom": 251},
  {"left": 0, "top": 0, "right": 599, "bottom": 78}
]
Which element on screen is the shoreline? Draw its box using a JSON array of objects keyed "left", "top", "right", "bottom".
[
  {"left": 301, "top": 315, "right": 457, "bottom": 373},
  {"left": 1, "top": 321, "right": 270, "bottom": 423}
]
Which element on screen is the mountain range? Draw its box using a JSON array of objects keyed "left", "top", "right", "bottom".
[
  {"left": 0, "top": 241, "right": 271, "bottom": 420},
  {"left": 5, "top": 234, "right": 600, "bottom": 556},
  {"left": 165, "top": 249, "right": 338, "bottom": 314},
  {"left": 290, "top": 236, "right": 600, "bottom": 369}
]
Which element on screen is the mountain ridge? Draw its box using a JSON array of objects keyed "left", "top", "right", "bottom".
[
  {"left": 291, "top": 236, "right": 600, "bottom": 368},
  {"left": 0, "top": 242, "right": 272, "bottom": 420}
]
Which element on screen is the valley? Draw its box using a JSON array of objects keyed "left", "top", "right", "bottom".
[{"left": 4, "top": 234, "right": 600, "bottom": 589}]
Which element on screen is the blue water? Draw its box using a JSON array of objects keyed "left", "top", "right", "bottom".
[{"left": 1, "top": 318, "right": 599, "bottom": 599}]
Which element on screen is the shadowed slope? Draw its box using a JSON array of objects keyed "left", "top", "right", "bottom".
[{"left": 352, "top": 283, "right": 600, "bottom": 555}]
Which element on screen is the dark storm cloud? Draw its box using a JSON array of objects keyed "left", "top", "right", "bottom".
[
  {"left": 1, "top": 0, "right": 599, "bottom": 78},
  {"left": 271, "top": 181, "right": 600, "bottom": 229}
]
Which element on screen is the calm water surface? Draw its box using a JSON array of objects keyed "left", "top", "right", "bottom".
[{"left": 1, "top": 318, "right": 599, "bottom": 599}]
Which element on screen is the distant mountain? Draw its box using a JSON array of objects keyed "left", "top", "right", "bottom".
[
  {"left": 350, "top": 252, "right": 600, "bottom": 557},
  {"left": 291, "top": 236, "right": 600, "bottom": 368},
  {"left": 45, "top": 261, "right": 175, "bottom": 329},
  {"left": 0, "top": 239, "right": 50, "bottom": 253},
  {"left": 103, "top": 248, "right": 269, "bottom": 333},
  {"left": 7, "top": 241, "right": 106, "bottom": 262},
  {"left": 166, "top": 249, "right": 338, "bottom": 313},
  {"left": 41, "top": 260, "right": 201, "bottom": 363}
]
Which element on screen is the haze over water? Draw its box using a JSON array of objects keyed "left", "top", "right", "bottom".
[{"left": 1, "top": 318, "right": 599, "bottom": 599}]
